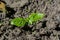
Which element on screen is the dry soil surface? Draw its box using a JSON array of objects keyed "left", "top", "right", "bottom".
[{"left": 0, "top": 0, "right": 60, "bottom": 40}]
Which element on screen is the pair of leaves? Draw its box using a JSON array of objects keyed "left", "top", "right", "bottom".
[{"left": 11, "top": 13, "right": 45, "bottom": 27}]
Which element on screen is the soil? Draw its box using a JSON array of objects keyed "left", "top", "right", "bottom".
[{"left": 0, "top": 0, "right": 60, "bottom": 40}]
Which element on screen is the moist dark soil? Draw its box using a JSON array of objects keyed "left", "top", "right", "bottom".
[{"left": 0, "top": 0, "right": 60, "bottom": 40}]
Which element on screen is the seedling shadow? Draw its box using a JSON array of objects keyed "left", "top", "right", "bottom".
[
  {"left": 6, "top": 7, "right": 16, "bottom": 18},
  {"left": 22, "top": 23, "right": 33, "bottom": 31}
]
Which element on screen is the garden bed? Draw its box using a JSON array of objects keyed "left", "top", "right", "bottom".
[{"left": 0, "top": 0, "right": 60, "bottom": 40}]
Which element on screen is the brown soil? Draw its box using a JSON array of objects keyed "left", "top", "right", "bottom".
[{"left": 0, "top": 0, "right": 60, "bottom": 40}]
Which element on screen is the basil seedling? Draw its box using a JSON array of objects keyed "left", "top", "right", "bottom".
[{"left": 10, "top": 13, "right": 45, "bottom": 27}]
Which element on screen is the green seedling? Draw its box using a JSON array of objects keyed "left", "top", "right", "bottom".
[
  {"left": 11, "top": 13, "right": 45, "bottom": 27},
  {"left": 11, "top": 17, "right": 26, "bottom": 27},
  {"left": 27, "top": 13, "right": 45, "bottom": 24}
]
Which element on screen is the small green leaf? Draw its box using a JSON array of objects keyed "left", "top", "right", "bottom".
[
  {"left": 27, "top": 13, "right": 45, "bottom": 24},
  {"left": 11, "top": 17, "right": 26, "bottom": 27}
]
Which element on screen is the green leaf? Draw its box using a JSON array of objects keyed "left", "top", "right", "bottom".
[
  {"left": 11, "top": 17, "right": 26, "bottom": 27},
  {"left": 27, "top": 13, "right": 45, "bottom": 24}
]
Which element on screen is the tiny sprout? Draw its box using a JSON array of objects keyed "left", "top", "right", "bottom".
[{"left": 10, "top": 12, "right": 45, "bottom": 27}]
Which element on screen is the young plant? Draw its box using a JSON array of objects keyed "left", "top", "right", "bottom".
[{"left": 11, "top": 13, "right": 45, "bottom": 27}]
